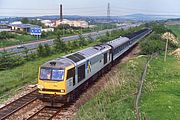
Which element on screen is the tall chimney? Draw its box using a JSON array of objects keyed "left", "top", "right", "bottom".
[{"left": 60, "top": 4, "right": 63, "bottom": 22}]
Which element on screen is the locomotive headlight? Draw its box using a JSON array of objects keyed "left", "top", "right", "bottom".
[
  {"left": 37, "top": 84, "right": 44, "bottom": 90},
  {"left": 60, "top": 89, "right": 65, "bottom": 93}
]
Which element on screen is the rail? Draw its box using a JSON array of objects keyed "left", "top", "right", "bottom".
[
  {"left": 0, "top": 89, "right": 38, "bottom": 120},
  {"left": 26, "top": 104, "right": 67, "bottom": 120}
]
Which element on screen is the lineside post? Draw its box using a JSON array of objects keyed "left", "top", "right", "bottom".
[{"left": 164, "top": 38, "right": 168, "bottom": 62}]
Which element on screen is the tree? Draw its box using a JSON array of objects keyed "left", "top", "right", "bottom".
[
  {"left": 56, "top": 24, "right": 71, "bottom": 30},
  {"left": 21, "top": 18, "right": 29, "bottom": 24},
  {"left": 0, "top": 31, "right": 15, "bottom": 39},
  {"left": 87, "top": 35, "right": 94, "bottom": 43},
  {"left": 99, "top": 35, "right": 110, "bottom": 43},
  {"left": 78, "top": 34, "right": 87, "bottom": 47},
  {"left": 54, "top": 32, "right": 67, "bottom": 52},
  {"left": 44, "top": 44, "right": 51, "bottom": 55},
  {"left": 24, "top": 47, "right": 29, "bottom": 60},
  {"left": 106, "top": 31, "right": 110, "bottom": 37},
  {"left": 71, "top": 40, "right": 79, "bottom": 48},
  {"left": 37, "top": 44, "right": 46, "bottom": 57}
]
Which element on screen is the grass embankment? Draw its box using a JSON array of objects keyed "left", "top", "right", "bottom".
[
  {"left": 141, "top": 55, "right": 180, "bottom": 119},
  {"left": 167, "top": 25, "right": 180, "bottom": 39},
  {"left": 0, "top": 41, "right": 99, "bottom": 103},
  {"left": 139, "top": 25, "right": 180, "bottom": 119},
  {"left": 73, "top": 56, "right": 148, "bottom": 120}
]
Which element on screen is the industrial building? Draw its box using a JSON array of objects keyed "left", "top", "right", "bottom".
[
  {"left": 55, "top": 19, "right": 89, "bottom": 28},
  {"left": 0, "top": 24, "right": 12, "bottom": 32},
  {"left": 10, "top": 24, "right": 42, "bottom": 35}
]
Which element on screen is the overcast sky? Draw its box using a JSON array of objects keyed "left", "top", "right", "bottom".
[{"left": 0, "top": 0, "right": 180, "bottom": 17}]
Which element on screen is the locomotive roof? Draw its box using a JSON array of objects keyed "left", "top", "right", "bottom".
[
  {"left": 106, "top": 37, "right": 129, "bottom": 48},
  {"left": 41, "top": 57, "right": 73, "bottom": 69},
  {"left": 41, "top": 44, "right": 111, "bottom": 68},
  {"left": 78, "top": 44, "right": 110, "bottom": 58},
  {"left": 64, "top": 44, "right": 111, "bottom": 64}
]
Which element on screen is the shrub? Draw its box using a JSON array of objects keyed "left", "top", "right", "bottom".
[
  {"left": 0, "top": 55, "right": 25, "bottom": 70},
  {"left": 0, "top": 31, "right": 16, "bottom": 39},
  {"left": 54, "top": 34, "right": 67, "bottom": 52},
  {"left": 140, "top": 36, "right": 166, "bottom": 55},
  {"left": 140, "top": 34, "right": 177, "bottom": 55},
  {"left": 44, "top": 44, "right": 52, "bottom": 55},
  {"left": 37, "top": 44, "right": 46, "bottom": 57}
]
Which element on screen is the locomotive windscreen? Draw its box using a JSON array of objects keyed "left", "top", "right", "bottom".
[{"left": 40, "top": 68, "right": 64, "bottom": 81}]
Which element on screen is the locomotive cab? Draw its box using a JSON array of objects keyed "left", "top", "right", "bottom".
[{"left": 37, "top": 58, "right": 75, "bottom": 97}]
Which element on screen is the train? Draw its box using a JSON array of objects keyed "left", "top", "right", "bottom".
[{"left": 37, "top": 28, "right": 152, "bottom": 103}]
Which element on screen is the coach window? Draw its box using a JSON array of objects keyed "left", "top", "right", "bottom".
[
  {"left": 78, "top": 64, "right": 85, "bottom": 82},
  {"left": 67, "top": 68, "right": 75, "bottom": 86}
]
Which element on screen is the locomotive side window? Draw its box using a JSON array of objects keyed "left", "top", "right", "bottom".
[
  {"left": 67, "top": 68, "right": 75, "bottom": 86},
  {"left": 78, "top": 64, "right": 85, "bottom": 82},
  {"left": 104, "top": 53, "right": 107, "bottom": 64}
]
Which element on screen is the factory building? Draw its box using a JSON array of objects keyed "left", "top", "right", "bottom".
[
  {"left": 55, "top": 19, "right": 89, "bottom": 28},
  {"left": 10, "top": 24, "right": 42, "bottom": 35}
]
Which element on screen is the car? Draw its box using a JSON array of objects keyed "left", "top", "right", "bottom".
[{"left": 17, "top": 45, "right": 25, "bottom": 49}]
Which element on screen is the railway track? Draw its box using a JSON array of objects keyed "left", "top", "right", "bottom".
[
  {"left": 0, "top": 89, "right": 38, "bottom": 120},
  {"left": 27, "top": 104, "right": 67, "bottom": 120}
]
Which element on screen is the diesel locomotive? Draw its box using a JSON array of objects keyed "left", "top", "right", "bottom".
[{"left": 37, "top": 28, "right": 152, "bottom": 103}]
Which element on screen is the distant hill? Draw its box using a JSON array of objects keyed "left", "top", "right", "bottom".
[
  {"left": 1, "top": 14, "right": 180, "bottom": 23},
  {"left": 121, "top": 14, "right": 180, "bottom": 21}
]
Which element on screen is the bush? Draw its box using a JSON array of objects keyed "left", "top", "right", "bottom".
[
  {"left": 140, "top": 36, "right": 166, "bottom": 54},
  {"left": 54, "top": 34, "right": 67, "bottom": 52},
  {"left": 0, "top": 31, "right": 16, "bottom": 39},
  {"left": 78, "top": 34, "right": 88, "bottom": 47},
  {"left": 140, "top": 33, "right": 177, "bottom": 55},
  {"left": 37, "top": 44, "right": 46, "bottom": 57},
  {"left": 0, "top": 55, "right": 25, "bottom": 70},
  {"left": 44, "top": 44, "right": 52, "bottom": 55}
]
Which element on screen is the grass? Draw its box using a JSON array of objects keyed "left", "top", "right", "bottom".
[
  {"left": 0, "top": 41, "right": 99, "bottom": 103},
  {"left": 0, "top": 34, "right": 37, "bottom": 47},
  {"left": 140, "top": 55, "right": 180, "bottom": 120},
  {"left": 135, "top": 25, "right": 180, "bottom": 119},
  {"left": 73, "top": 56, "right": 148, "bottom": 120},
  {"left": 167, "top": 25, "right": 180, "bottom": 39}
]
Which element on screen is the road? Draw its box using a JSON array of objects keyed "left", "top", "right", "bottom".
[{"left": 0, "top": 24, "right": 140, "bottom": 55}]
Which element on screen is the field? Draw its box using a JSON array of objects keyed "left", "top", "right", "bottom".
[
  {"left": 141, "top": 55, "right": 180, "bottom": 119},
  {"left": 139, "top": 25, "right": 180, "bottom": 119},
  {"left": 167, "top": 25, "right": 180, "bottom": 39}
]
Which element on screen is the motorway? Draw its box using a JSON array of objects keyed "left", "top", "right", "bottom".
[{"left": 0, "top": 24, "right": 139, "bottom": 55}]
